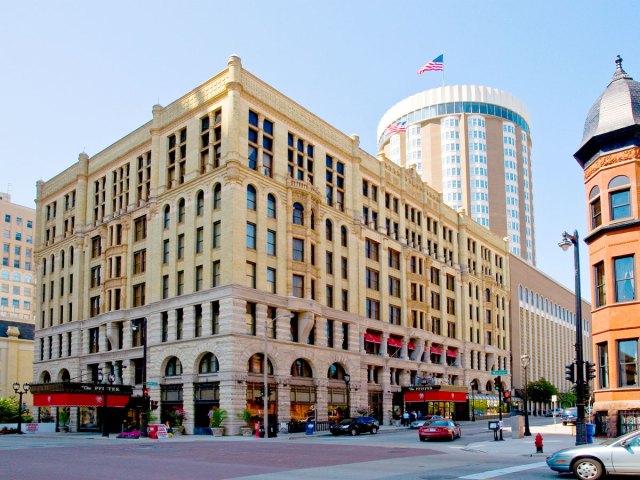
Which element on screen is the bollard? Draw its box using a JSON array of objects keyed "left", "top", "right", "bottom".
[
  {"left": 535, "top": 433, "right": 544, "bottom": 453},
  {"left": 255, "top": 421, "right": 261, "bottom": 438}
]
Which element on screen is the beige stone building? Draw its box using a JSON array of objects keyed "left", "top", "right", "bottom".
[
  {"left": 33, "top": 56, "right": 511, "bottom": 434},
  {"left": 509, "top": 254, "right": 592, "bottom": 413},
  {"left": 0, "top": 192, "right": 35, "bottom": 403}
]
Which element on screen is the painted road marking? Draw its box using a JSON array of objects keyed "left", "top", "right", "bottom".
[{"left": 459, "top": 461, "right": 547, "bottom": 479}]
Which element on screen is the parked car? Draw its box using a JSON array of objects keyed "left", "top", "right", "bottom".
[
  {"left": 545, "top": 408, "right": 564, "bottom": 417},
  {"left": 418, "top": 419, "right": 461, "bottom": 441},
  {"left": 561, "top": 407, "right": 578, "bottom": 425},
  {"left": 546, "top": 428, "right": 640, "bottom": 480},
  {"left": 330, "top": 417, "right": 379, "bottom": 436},
  {"left": 409, "top": 415, "right": 443, "bottom": 429}
]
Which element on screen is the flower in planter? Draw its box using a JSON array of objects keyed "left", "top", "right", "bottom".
[{"left": 169, "top": 408, "right": 186, "bottom": 426}]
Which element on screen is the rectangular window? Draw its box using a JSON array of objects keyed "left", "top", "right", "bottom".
[
  {"left": 389, "top": 276, "right": 401, "bottom": 297},
  {"left": 365, "top": 239, "right": 379, "bottom": 261},
  {"left": 267, "top": 267, "right": 276, "bottom": 293},
  {"left": 267, "top": 230, "right": 276, "bottom": 256},
  {"left": 177, "top": 234, "right": 185, "bottom": 260},
  {"left": 326, "top": 251, "right": 333, "bottom": 274},
  {"left": 614, "top": 255, "right": 636, "bottom": 302},
  {"left": 342, "top": 323, "right": 349, "bottom": 350},
  {"left": 133, "top": 283, "right": 146, "bottom": 307},
  {"left": 246, "top": 223, "right": 257, "bottom": 249},
  {"left": 196, "top": 227, "right": 204, "bottom": 254},
  {"left": 590, "top": 197, "right": 602, "bottom": 229},
  {"left": 195, "top": 305, "right": 202, "bottom": 337},
  {"left": 594, "top": 261, "right": 606, "bottom": 307},
  {"left": 91, "top": 236, "right": 102, "bottom": 258},
  {"left": 89, "top": 327, "right": 99, "bottom": 353},
  {"left": 246, "top": 302, "right": 256, "bottom": 335},
  {"left": 292, "top": 238, "right": 304, "bottom": 261},
  {"left": 292, "top": 274, "right": 304, "bottom": 298},
  {"left": 161, "top": 312, "right": 168, "bottom": 342},
  {"left": 388, "top": 249, "right": 400, "bottom": 269},
  {"left": 177, "top": 270, "right": 184, "bottom": 295},
  {"left": 597, "top": 342, "right": 609, "bottom": 389},
  {"left": 134, "top": 216, "right": 147, "bottom": 241},
  {"left": 133, "top": 250, "right": 146, "bottom": 274},
  {"left": 246, "top": 261, "right": 256, "bottom": 288},
  {"left": 195, "top": 265, "right": 203, "bottom": 291},
  {"left": 618, "top": 339, "right": 638, "bottom": 387},
  {"left": 610, "top": 188, "right": 631, "bottom": 220},
  {"left": 365, "top": 268, "right": 379, "bottom": 290},
  {"left": 327, "top": 319, "right": 334, "bottom": 348},
  {"left": 341, "top": 257, "right": 348, "bottom": 279},
  {"left": 211, "top": 301, "right": 220, "bottom": 335},
  {"left": 162, "top": 275, "right": 169, "bottom": 299},
  {"left": 389, "top": 305, "right": 401, "bottom": 325},
  {"left": 163, "top": 239, "right": 170, "bottom": 264},
  {"left": 326, "top": 285, "right": 334, "bottom": 307},
  {"left": 366, "top": 298, "right": 380, "bottom": 320},
  {"left": 212, "top": 260, "right": 221, "bottom": 287},
  {"left": 213, "top": 221, "right": 221, "bottom": 248},
  {"left": 176, "top": 309, "right": 183, "bottom": 340}
]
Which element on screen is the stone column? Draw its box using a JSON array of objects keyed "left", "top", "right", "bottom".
[
  {"left": 182, "top": 381, "right": 195, "bottom": 434},
  {"left": 277, "top": 382, "right": 291, "bottom": 424},
  {"left": 314, "top": 379, "right": 328, "bottom": 422},
  {"left": 315, "top": 317, "right": 328, "bottom": 348},
  {"left": 182, "top": 305, "right": 195, "bottom": 340}
]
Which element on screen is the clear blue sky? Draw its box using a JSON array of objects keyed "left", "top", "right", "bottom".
[{"left": 1, "top": 1, "right": 637, "bottom": 295}]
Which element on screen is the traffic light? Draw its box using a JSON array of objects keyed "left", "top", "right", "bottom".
[
  {"left": 585, "top": 361, "right": 596, "bottom": 381},
  {"left": 565, "top": 363, "right": 575, "bottom": 383},
  {"left": 143, "top": 388, "right": 149, "bottom": 398},
  {"left": 494, "top": 376, "right": 502, "bottom": 391},
  {"left": 151, "top": 400, "right": 159, "bottom": 410}
]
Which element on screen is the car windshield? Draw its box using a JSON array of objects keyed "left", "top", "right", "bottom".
[{"left": 339, "top": 418, "right": 354, "bottom": 425}]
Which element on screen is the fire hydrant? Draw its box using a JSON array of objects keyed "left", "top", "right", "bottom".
[{"left": 535, "top": 433, "right": 544, "bottom": 453}]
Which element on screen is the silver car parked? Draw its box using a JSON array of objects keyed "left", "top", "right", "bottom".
[{"left": 546, "top": 429, "right": 640, "bottom": 480}]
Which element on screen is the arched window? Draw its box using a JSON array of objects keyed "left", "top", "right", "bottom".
[
  {"left": 267, "top": 193, "right": 277, "bottom": 218},
  {"left": 178, "top": 198, "right": 186, "bottom": 223},
  {"left": 292, "top": 203, "right": 304, "bottom": 225},
  {"left": 327, "top": 363, "right": 346, "bottom": 380},
  {"left": 199, "top": 353, "right": 219, "bottom": 373},
  {"left": 248, "top": 353, "right": 273, "bottom": 374},
  {"left": 60, "top": 369, "right": 70, "bottom": 382},
  {"left": 213, "top": 184, "right": 222, "bottom": 209},
  {"left": 42, "top": 258, "right": 47, "bottom": 274},
  {"left": 341, "top": 226, "right": 348, "bottom": 247},
  {"left": 326, "top": 219, "right": 333, "bottom": 241},
  {"left": 60, "top": 250, "right": 65, "bottom": 269},
  {"left": 42, "top": 371, "right": 51, "bottom": 383},
  {"left": 291, "top": 358, "right": 313, "bottom": 377},
  {"left": 50, "top": 254, "right": 55, "bottom": 273},
  {"left": 196, "top": 191, "right": 205, "bottom": 216},
  {"left": 69, "top": 246, "right": 74, "bottom": 265},
  {"left": 589, "top": 185, "right": 601, "bottom": 229},
  {"left": 1, "top": 270, "right": 9, "bottom": 280},
  {"left": 608, "top": 175, "right": 631, "bottom": 221},
  {"left": 24, "top": 274, "right": 32, "bottom": 283},
  {"left": 247, "top": 185, "right": 257, "bottom": 211},
  {"left": 310, "top": 210, "right": 315, "bottom": 230},
  {"left": 163, "top": 205, "right": 171, "bottom": 229},
  {"left": 485, "top": 381, "right": 493, "bottom": 392},
  {"left": 12, "top": 272, "right": 20, "bottom": 282},
  {"left": 165, "top": 357, "right": 183, "bottom": 376}
]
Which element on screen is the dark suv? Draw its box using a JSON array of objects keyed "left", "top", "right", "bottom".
[{"left": 330, "top": 417, "right": 379, "bottom": 436}]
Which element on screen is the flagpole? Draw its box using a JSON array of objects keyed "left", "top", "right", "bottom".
[{"left": 441, "top": 52, "right": 445, "bottom": 87}]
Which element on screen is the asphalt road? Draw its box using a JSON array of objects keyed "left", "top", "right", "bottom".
[{"left": 0, "top": 417, "right": 595, "bottom": 480}]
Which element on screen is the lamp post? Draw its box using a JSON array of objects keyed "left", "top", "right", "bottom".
[
  {"left": 559, "top": 230, "right": 587, "bottom": 445},
  {"left": 344, "top": 373, "right": 351, "bottom": 418},
  {"left": 132, "top": 318, "right": 148, "bottom": 437},
  {"left": 263, "top": 312, "right": 293, "bottom": 439},
  {"left": 97, "top": 370, "right": 115, "bottom": 437},
  {"left": 520, "top": 354, "right": 531, "bottom": 436},
  {"left": 12, "top": 382, "right": 30, "bottom": 434}
]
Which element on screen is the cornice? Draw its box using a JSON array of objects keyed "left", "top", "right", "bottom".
[{"left": 584, "top": 146, "right": 640, "bottom": 181}]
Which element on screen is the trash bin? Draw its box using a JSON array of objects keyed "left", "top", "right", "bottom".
[
  {"left": 306, "top": 422, "right": 315, "bottom": 435},
  {"left": 586, "top": 423, "right": 595, "bottom": 444}
]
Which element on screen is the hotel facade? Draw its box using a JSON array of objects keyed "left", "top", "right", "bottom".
[{"left": 33, "top": 56, "right": 512, "bottom": 434}]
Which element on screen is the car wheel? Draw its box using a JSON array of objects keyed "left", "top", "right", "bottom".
[
  {"left": 371, "top": 427, "right": 378, "bottom": 435},
  {"left": 420, "top": 437, "right": 427, "bottom": 442},
  {"left": 562, "top": 422, "right": 567, "bottom": 426},
  {"left": 350, "top": 428, "right": 358, "bottom": 436},
  {"left": 573, "top": 458, "right": 604, "bottom": 480},
  {"left": 457, "top": 430, "right": 461, "bottom": 439},
  {"left": 450, "top": 432, "right": 455, "bottom": 441}
]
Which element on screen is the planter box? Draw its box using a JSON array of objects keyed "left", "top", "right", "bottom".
[
  {"left": 239, "top": 426, "right": 252, "bottom": 437},
  {"left": 211, "top": 427, "right": 224, "bottom": 437}
]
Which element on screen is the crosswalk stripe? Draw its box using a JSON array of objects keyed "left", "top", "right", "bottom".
[{"left": 459, "top": 461, "right": 547, "bottom": 479}]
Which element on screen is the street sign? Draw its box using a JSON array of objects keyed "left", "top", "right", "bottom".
[
  {"left": 146, "top": 381, "right": 159, "bottom": 386},
  {"left": 491, "top": 370, "right": 509, "bottom": 375}
]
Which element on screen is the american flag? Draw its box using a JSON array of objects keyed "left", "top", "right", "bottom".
[
  {"left": 418, "top": 54, "right": 444, "bottom": 74},
  {"left": 384, "top": 120, "right": 407, "bottom": 136}
]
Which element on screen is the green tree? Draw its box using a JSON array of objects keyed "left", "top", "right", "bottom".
[
  {"left": 559, "top": 391, "right": 576, "bottom": 408},
  {"left": 0, "top": 396, "right": 32, "bottom": 423},
  {"left": 526, "top": 377, "right": 557, "bottom": 404}
]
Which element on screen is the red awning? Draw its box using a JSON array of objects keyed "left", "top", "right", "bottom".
[
  {"left": 33, "top": 393, "right": 130, "bottom": 408},
  {"left": 446, "top": 350, "right": 458, "bottom": 357},
  {"left": 430, "top": 346, "right": 442, "bottom": 355},
  {"left": 408, "top": 342, "right": 416, "bottom": 350},
  {"left": 364, "top": 332, "right": 382, "bottom": 343},
  {"left": 387, "top": 337, "right": 403, "bottom": 348},
  {"left": 405, "top": 390, "right": 467, "bottom": 403}
]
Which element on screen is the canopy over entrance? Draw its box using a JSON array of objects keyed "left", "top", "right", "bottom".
[
  {"left": 403, "top": 385, "right": 467, "bottom": 403},
  {"left": 30, "top": 382, "right": 133, "bottom": 408}
]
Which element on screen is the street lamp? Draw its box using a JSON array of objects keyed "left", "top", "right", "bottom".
[
  {"left": 12, "top": 382, "right": 30, "bottom": 434},
  {"left": 559, "top": 230, "right": 587, "bottom": 445},
  {"left": 97, "top": 370, "right": 115, "bottom": 437},
  {"left": 520, "top": 354, "right": 532, "bottom": 436},
  {"left": 263, "top": 312, "right": 293, "bottom": 439},
  {"left": 344, "top": 373, "right": 351, "bottom": 418},
  {"left": 131, "top": 318, "right": 148, "bottom": 437}
]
